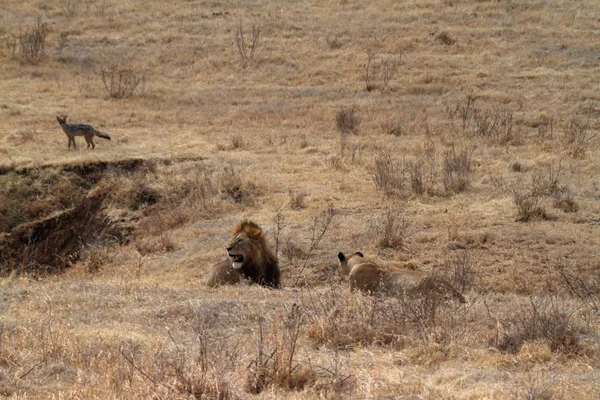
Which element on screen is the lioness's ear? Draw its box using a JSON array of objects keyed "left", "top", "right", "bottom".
[
  {"left": 355, "top": 251, "right": 364, "bottom": 258},
  {"left": 337, "top": 252, "right": 346, "bottom": 262}
]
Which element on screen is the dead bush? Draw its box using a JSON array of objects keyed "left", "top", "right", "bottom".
[
  {"left": 217, "top": 165, "right": 259, "bottom": 205},
  {"left": 385, "top": 118, "right": 404, "bottom": 137},
  {"left": 304, "top": 284, "right": 467, "bottom": 349},
  {"left": 510, "top": 160, "right": 527, "bottom": 173},
  {"left": 325, "top": 35, "right": 345, "bottom": 50},
  {"left": 473, "top": 108, "right": 515, "bottom": 144},
  {"left": 230, "top": 134, "right": 246, "bottom": 149},
  {"left": 82, "top": 245, "right": 112, "bottom": 274},
  {"left": 246, "top": 305, "right": 314, "bottom": 394},
  {"left": 556, "top": 264, "right": 599, "bottom": 313},
  {"left": 118, "top": 318, "right": 241, "bottom": 399},
  {"left": 373, "top": 152, "right": 406, "bottom": 195},
  {"left": 101, "top": 65, "right": 145, "bottom": 99},
  {"left": 360, "top": 52, "right": 400, "bottom": 91},
  {"left": 408, "top": 142, "right": 438, "bottom": 195},
  {"left": 551, "top": 186, "right": 579, "bottom": 213},
  {"left": 360, "top": 52, "right": 379, "bottom": 92},
  {"left": 445, "top": 96, "right": 517, "bottom": 144},
  {"left": 335, "top": 108, "right": 360, "bottom": 135},
  {"left": 235, "top": 21, "right": 261, "bottom": 64},
  {"left": 498, "top": 296, "right": 585, "bottom": 355},
  {"left": 288, "top": 189, "right": 308, "bottom": 210},
  {"left": 563, "top": 116, "right": 597, "bottom": 158},
  {"left": 442, "top": 249, "right": 475, "bottom": 293},
  {"left": 336, "top": 108, "right": 360, "bottom": 156},
  {"left": 513, "top": 165, "right": 563, "bottom": 222},
  {"left": 375, "top": 208, "right": 410, "bottom": 251},
  {"left": 281, "top": 239, "right": 307, "bottom": 263},
  {"left": 14, "top": 16, "right": 47, "bottom": 64},
  {"left": 442, "top": 144, "right": 474, "bottom": 193},
  {"left": 304, "top": 287, "right": 392, "bottom": 348},
  {"left": 293, "top": 203, "right": 335, "bottom": 286},
  {"left": 435, "top": 30, "right": 455, "bottom": 45}
]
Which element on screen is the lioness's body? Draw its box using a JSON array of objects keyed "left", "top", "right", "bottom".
[
  {"left": 338, "top": 252, "right": 465, "bottom": 303},
  {"left": 206, "top": 220, "right": 280, "bottom": 288}
]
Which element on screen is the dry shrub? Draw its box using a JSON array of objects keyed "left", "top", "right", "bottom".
[
  {"left": 563, "top": 116, "right": 596, "bottom": 158},
  {"left": 435, "top": 30, "right": 455, "bottom": 45},
  {"left": 101, "top": 65, "right": 145, "bottom": 99},
  {"left": 288, "top": 189, "right": 308, "bottom": 210},
  {"left": 516, "top": 373, "right": 555, "bottom": 400},
  {"left": 246, "top": 305, "right": 314, "bottom": 394},
  {"left": 374, "top": 208, "right": 410, "bottom": 251},
  {"left": 385, "top": 118, "right": 404, "bottom": 136},
  {"left": 551, "top": 186, "right": 579, "bottom": 213},
  {"left": 442, "top": 249, "right": 475, "bottom": 293},
  {"left": 442, "top": 144, "right": 474, "bottom": 194},
  {"left": 510, "top": 160, "right": 527, "bottom": 173},
  {"left": 556, "top": 264, "right": 599, "bottom": 313},
  {"left": 336, "top": 108, "right": 360, "bottom": 135},
  {"left": 0, "top": 199, "right": 26, "bottom": 231},
  {"left": 408, "top": 142, "right": 438, "bottom": 195},
  {"left": 230, "top": 134, "right": 246, "bottom": 149},
  {"left": 217, "top": 165, "right": 259, "bottom": 205},
  {"left": 82, "top": 245, "right": 112, "bottom": 274},
  {"left": 304, "top": 287, "right": 392, "bottom": 348},
  {"left": 235, "top": 22, "right": 261, "bottom": 64},
  {"left": 118, "top": 318, "right": 241, "bottom": 399},
  {"left": 325, "top": 35, "right": 344, "bottom": 50},
  {"left": 281, "top": 239, "right": 307, "bottom": 264},
  {"left": 293, "top": 203, "right": 335, "bottom": 286},
  {"left": 445, "top": 96, "right": 518, "bottom": 145},
  {"left": 473, "top": 108, "right": 515, "bottom": 144},
  {"left": 336, "top": 107, "right": 360, "bottom": 156},
  {"left": 360, "top": 52, "right": 400, "bottom": 91},
  {"left": 10, "top": 16, "right": 47, "bottom": 64},
  {"left": 512, "top": 164, "right": 563, "bottom": 222},
  {"left": 373, "top": 151, "right": 406, "bottom": 195},
  {"left": 0, "top": 168, "right": 84, "bottom": 232},
  {"left": 498, "top": 296, "right": 585, "bottom": 355},
  {"left": 304, "top": 284, "right": 467, "bottom": 349}
]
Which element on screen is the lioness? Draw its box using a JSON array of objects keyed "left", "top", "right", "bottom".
[
  {"left": 206, "top": 220, "right": 280, "bottom": 288},
  {"left": 337, "top": 251, "right": 466, "bottom": 303}
]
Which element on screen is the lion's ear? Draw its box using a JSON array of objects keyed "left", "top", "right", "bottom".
[
  {"left": 355, "top": 251, "right": 364, "bottom": 258},
  {"left": 246, "top": 225, "right": 262, "bottom": 238},
  {"left": 239, "top": 220, "right": 262, "bottom": 238},
  {"left": 337, "top": 252, "right": 346, "bottom": 262}
]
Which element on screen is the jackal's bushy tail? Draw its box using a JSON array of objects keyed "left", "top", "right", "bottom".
[{"left": 96, "top": 131, "right": 111, "bottom": 140}]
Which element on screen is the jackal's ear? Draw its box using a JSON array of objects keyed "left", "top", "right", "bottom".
[
  {"left": 337, "top": 252, "right": 346, "bottom": 262},
  {"left": 355, "top": 251, "right": 364, "bottom": 258}
]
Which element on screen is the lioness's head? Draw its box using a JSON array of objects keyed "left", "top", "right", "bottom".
[
  {"left": 337, "top": 251, "right": 365, "bottom": 275},
  {"left": 227, "top": 220, "right": 264, "bottom": 269}
]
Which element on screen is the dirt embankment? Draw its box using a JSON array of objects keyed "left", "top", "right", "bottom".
[{"left": 0, "top": 156, "right": 203, "bottom": 275}]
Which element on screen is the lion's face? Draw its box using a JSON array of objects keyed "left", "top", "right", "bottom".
[{"left": 226, "top": 232, "right": 257, "bottom": 270}]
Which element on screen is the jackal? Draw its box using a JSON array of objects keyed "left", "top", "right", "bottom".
[{"left": 56, "top": 115, "right": 111, "bottom": 149}]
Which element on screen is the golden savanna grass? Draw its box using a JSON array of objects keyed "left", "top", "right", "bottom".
[{"left": 1, "top": 0, "right": 599, "bottom": 398}]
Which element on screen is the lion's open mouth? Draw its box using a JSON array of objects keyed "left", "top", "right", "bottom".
[{"left": 229, "top": 253, "right": 244, "bottom": 269}]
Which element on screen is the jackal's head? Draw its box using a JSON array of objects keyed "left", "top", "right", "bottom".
[{"left": 56, "top": 115, "right": 68, "bottom": 125}]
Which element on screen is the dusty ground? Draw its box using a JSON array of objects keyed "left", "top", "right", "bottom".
[{"left": 0, "top": 0, "right": 599, "bottom": 398}]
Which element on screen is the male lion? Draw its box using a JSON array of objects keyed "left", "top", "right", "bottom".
[
  {"left": 337, "top": 251, "right": 466, "bottom": 303},
  {"left": 205, "top": 220, "right": 280, "bottom": 288}
]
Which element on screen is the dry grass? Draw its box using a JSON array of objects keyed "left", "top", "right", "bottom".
[{"left": 1, "top": 0, "right": 600, "bottom": 398}]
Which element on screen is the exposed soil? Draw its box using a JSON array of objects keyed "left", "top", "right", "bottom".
[{"left": 0, "top": 156, "right": 204, "bottom": 275}]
